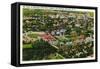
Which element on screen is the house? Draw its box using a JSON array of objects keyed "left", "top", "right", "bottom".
[{"left": 40, "top": 33, "right": 56, "bottom": 43}]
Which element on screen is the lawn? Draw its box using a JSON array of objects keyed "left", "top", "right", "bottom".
[{"left": 23, "top": 44, "right": 32, "bottom": 49}]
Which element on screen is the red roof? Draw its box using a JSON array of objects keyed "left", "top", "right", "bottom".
[{"left": 40, "top": 33, "right": 55, "bottom": 42}]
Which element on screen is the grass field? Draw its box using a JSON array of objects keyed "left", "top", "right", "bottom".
[{"left": 23, "top": 44, "right": 32, "bottom": 49}]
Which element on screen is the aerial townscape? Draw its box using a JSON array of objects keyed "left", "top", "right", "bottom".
[{"left": 22, "top": 8, "right": 94, "bottom": 61}]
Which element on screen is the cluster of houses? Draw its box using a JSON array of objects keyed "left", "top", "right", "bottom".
[
  {"left": 50, "top": 29, "right": 66, "bottom": 36},
  {"left": 23, "top": 10, "right": 94, "bottom": 42}
]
